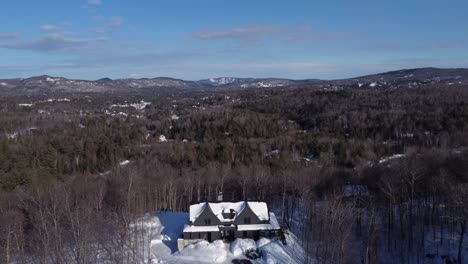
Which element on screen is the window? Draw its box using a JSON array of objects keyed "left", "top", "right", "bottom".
[
  {"left": 204, "top": 218, "right": 211, "bottom": 225},
  {"left": 244, "top": 217, "right": 251, "bottom": 224}
]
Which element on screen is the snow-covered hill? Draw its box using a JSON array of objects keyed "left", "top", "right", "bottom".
[
  {"left": 1, "top": 68, "right": 465, "bottom": 95},
  {"left": 128, "top": 212, "right": 306, "bottom": 264}
]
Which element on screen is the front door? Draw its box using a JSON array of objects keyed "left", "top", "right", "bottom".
[
  {"left": 228, "top": 230, "right": 234, "bottom": 241},
  {"left": 221, "top": 230, "right": 235, "bottom": 241}
]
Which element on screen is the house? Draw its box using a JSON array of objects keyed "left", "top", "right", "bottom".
[{"left": 181, "top": 201, "right": 282, "bottom": 245}]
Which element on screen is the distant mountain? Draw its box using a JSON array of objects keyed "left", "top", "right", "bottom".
[
  {"left": 197, "top": 77, "right": 308, "bottom": 88},
  {"left": 0, "top": 68, "right": 466, "bottom": 95},
  {"left": 0, "top": 75, "right": 315, "bottom": 94},
  {"left": 96, "top": 78, "right": 113, "bottom": 82},
  {"left": 326, "top": 67, "right": 468, "bottom": 90}
]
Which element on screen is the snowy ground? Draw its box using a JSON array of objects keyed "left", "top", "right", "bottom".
[{"left": 129, "top": 212, "right": 306, "bottom": 264}]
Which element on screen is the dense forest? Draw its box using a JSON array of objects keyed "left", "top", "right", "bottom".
[{"left": 0, "top": 84, "right": 467, "bottom": 263}]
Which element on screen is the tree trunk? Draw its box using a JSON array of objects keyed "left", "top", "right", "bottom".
[{"left": 458, "top": 220, "right": 466, "bottom": 264}]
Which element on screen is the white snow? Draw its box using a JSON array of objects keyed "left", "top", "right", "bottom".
[
  {"left": 159, "top": 135, "right": 167, "bottom": 142},
  {"left": 171, "top": 114, "right": 180, "bottom": 120},
  {"left": 237, "top": 212, "right": 280, "bottom": 231},
  {"left": 18, "top": 103, "right": 33, "bottom": 107},
  {"left": 209, "top": 202, "right": 247, "bottom": 222},
  {"left": 257, "top": 82, "right": 272, "bottom": 88},
  {"left": 208, "top": 77, "right": 236, "bottom": 85},
  {"left": 129, "top": 212, "right": 305, "bottom": 264},
  {"left": 183, "top": 225, "right": 220, "bottom": 232},
  {"left": 379, "top": 154, "right": 405, "bottom": 164},
  {"left": 230, "top": 239, "right": 256, "bottom": 256},
  {"left": 0, "top": 82, "right": 8, "bottom": 86},
  {"left": 46, "top": 77, "right": 60, "bottom": 82},
  {"left": 245, "top": 202, "right": 269, "bottom": 221},
  {"left": 266, "top": 149, "right": 280, "bottom": 157},
  {"left": 119, "top": 160, "right": 130, "bottom": 166},
  {"left": 189, "top": 202, "right": 207, "bottom": 222},
  {"left": 43, "top": 98, "right": 71, "bottom": 103},
  {"left": 189, "top": 201, "right": 270, "bottom": 223},
  {"left": 110, "top": 100, "right": 151, "bottom": 111},
  {"left": 369, "top": 82, "right": 377, "bottom": 87},
  {"left": 177, "top": 240, "right": 229, "bottom": 263},
  {"left": 6, "top": 132, "right": 18, "bottom": 139}
]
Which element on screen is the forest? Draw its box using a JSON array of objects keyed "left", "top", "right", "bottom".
[{"left": 0, "top": 84, "right": 467, "bottom": 263}]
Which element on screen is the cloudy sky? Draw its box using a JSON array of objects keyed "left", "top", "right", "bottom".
[{"left": 0, "top": 0, "right": 467, "bottom": 80}]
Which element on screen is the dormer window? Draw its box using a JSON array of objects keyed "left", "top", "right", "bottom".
[{"left": 222, "top": 209, "right": 236, "bottom": 220}]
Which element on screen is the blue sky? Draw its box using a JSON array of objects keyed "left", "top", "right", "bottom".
[{"left": 0, "top": 0, "right": 467, "bottom": 80}]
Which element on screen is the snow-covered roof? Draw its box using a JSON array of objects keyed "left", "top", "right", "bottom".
[
  {"left": 237, "top": 212, "right": 280, "bottom": 231},
  {"left": 209, "top": 202, "right": 246, "bottom": 222},
  {"left": 189, "top": 202, "right": 208, "bottom": 222},
  {"left": 183, "top": 225, "right": 219, "bottom": 233},
  {"left": 189, "top": 201, "right": 269, "bottom": 223},
  {"left": 245, "top": 202, "right": 269, "bottom": 221}
]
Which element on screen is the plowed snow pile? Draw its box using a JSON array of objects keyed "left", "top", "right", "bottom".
[{"left": 130, "top": 212, "right": 306, "bottom": 264}]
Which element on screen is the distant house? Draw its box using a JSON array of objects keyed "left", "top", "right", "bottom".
[{"left": 182, "top": 201, "right": 281, "bottom": 244}]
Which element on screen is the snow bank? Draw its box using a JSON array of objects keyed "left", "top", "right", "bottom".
[
  {"left": 230, "top": 238, "right": 256, "bottom": 256},
  {"left": 178, "top": 240, "right": 229, "bottom": 263},
  {"left": 129, "top": 212, "right": 305, "bottom": 264},
  {"left": 258, "top": 233, "right": 306, "bottom": 264}
]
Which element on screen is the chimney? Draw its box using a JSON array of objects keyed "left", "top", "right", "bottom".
[{"left": 217, "top": 191, "right": 223, "bottom": 202}]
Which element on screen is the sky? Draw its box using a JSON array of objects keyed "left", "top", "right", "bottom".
[{"left": 0, "top": 0, "right": 467, "bottom": 80}]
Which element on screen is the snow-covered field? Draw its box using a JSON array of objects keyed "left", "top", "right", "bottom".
[{"left": 129, "top": 212, "right": 305, "bottom": 264}]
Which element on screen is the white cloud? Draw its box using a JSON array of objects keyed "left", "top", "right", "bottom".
[
  {"left": 0, "top": 33, "right": 108, "bottom": 52},
  {"left": 90, "top": 27, "right": 106, "bottom": 34},
  {"left": 109, "top": 17, "right": 123, "bottom": 27},
  {"left": 196, "top": 25, "right": 279, "bottom": 41},
  {"left": 89, "top": 17, "right": 124, "bottom": 34},
  {"left": 40, "top": 25, "right": 59, "bottom": 31},
  {"left": 93, "top": 14, "right": 105, "bottom": 21},
  {"left": 87, "top": 0, "right": 102, "bottom": 5},
  {"left": 0, "top": 33, "right": 18, "bottom": 40},
  {"left": 194, "top": 25, "right": 313, "bottom": 42}
]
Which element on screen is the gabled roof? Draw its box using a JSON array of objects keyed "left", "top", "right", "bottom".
[
  {"left": 189, "top": 201, "right": 269, "bottom": 223},
  {"left": 237, "top": 212, "right": 280, "bottom": 231}
]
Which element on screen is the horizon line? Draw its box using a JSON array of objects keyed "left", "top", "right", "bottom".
[{"left": 1, "top": 66, "right": 467, "bottom": 82}]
